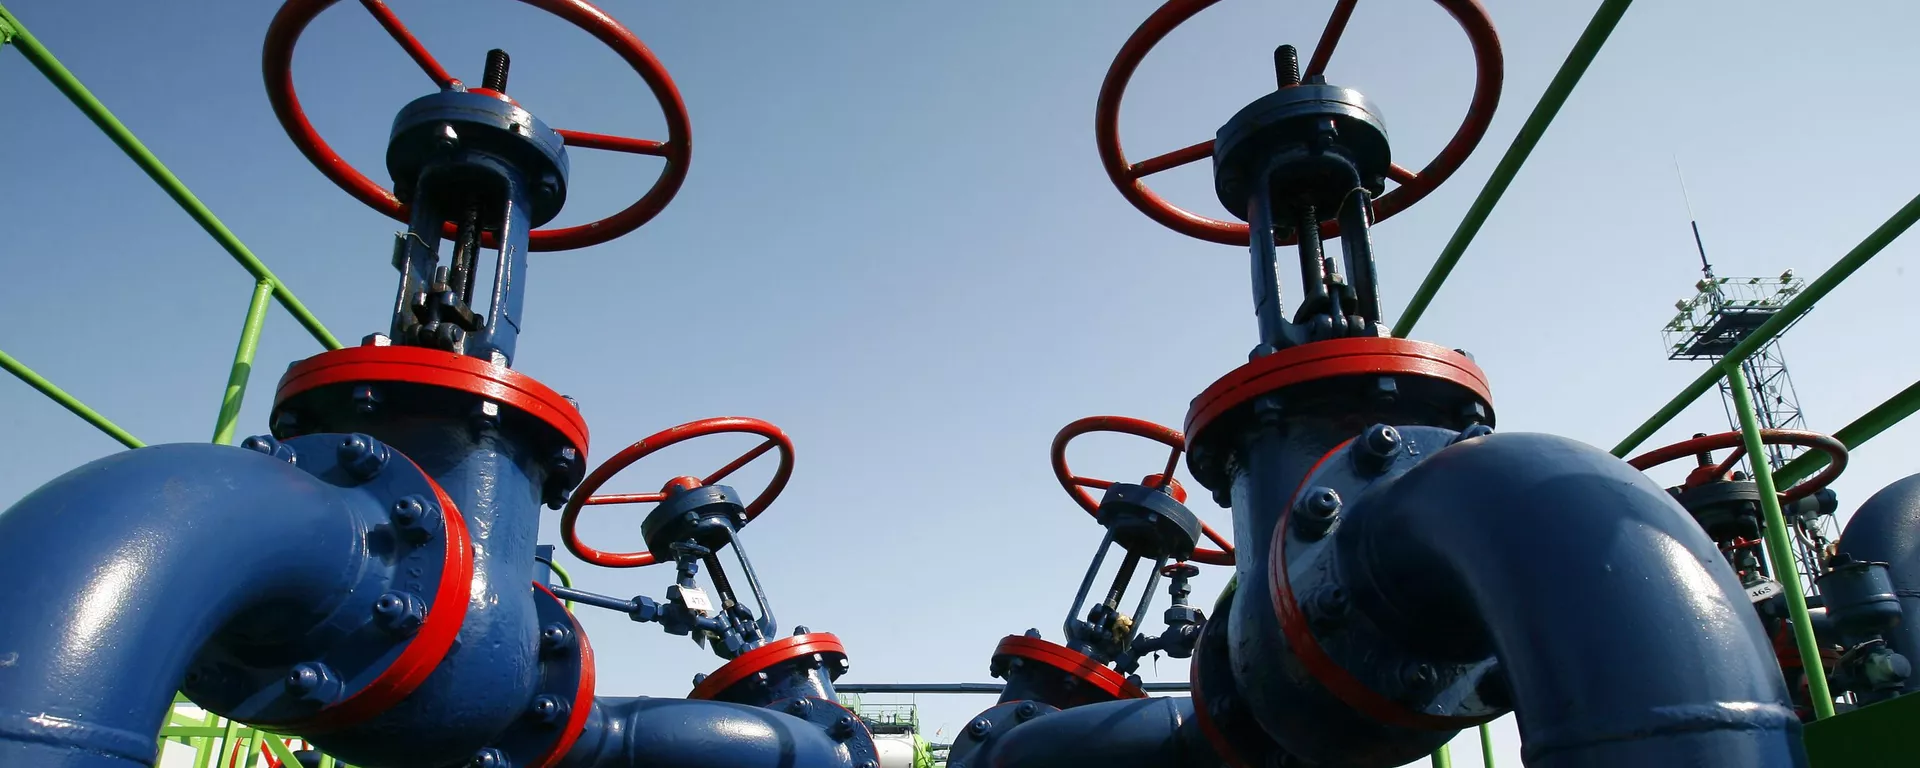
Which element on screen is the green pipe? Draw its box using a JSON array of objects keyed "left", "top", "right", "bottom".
[
  {"left": 1393, "top": 0, "right": 1635, "bottom": 337},
  {"left": 1729, "top": 365, "right": 1835, "bottom": 719},
  {"left": 1613, "top": 190, "right": 1920, "bottom": 458},
  {"left": 1773, "top": 377, "right": 1920, "bottom": 487},
  {"left": 0, "top": 347, "right": 145, "bottom": 448},
  {"left": 1430, "top": 743, "right": 1453, "bottom": 768},
  {"left": 0, "top": 3, "right": 341, "bottom": 351},
  {"left": 541, "top": 555, "right": 576, "bottom": 611},
  {"left": 212, "top": 279, "right": 275, "bottom": 445},
  {"left": 1479, "top": 723, "right": 1495, "bottom": 767}
]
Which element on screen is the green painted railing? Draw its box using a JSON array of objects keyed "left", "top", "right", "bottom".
[
  {"left": 159, "top": 695, "right": 348, "bottom": 768},
  {"left": 0, "top": 3, "right": 340, "bottom": 451},
  {"left": 3, "top": 7, "right": 350, "bottom": 764}
]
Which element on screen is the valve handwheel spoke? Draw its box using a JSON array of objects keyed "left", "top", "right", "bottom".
[
  {"left": 1052, "top": 416, "right": 1235, "bottom": 566},
  {"left": 560, "top": 417, "right": 795, "bottom": 568},
  {"left": 1095, "top": 0, "right": 1502, "bottom": 246},
  {"left": 264, "top": 0, "right": 692, "bottom": 251},
  {"left": 1626, "top": 429, "right": 1848, "bottom": 504}
]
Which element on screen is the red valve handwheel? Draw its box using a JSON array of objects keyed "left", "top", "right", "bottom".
[
  {"left": 560, "top": 417, "right": 794, "bottom": 568},
  {"left": 1626, "top": 429, "right": 1847, "bottom": 504},
  {"left": 263, "top": 0, "right": 692, "bottom": 251},
  {"left": 1051, "top": 416, "right": 1235, "bottom": 566},
  {"left": 1095, "top": 0, "right": 1503, "bottom": 246}
]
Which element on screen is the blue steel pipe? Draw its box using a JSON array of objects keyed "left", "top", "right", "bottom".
[
  {"left": 1338, "top": 433, "right": 1803, "bottom": 767},
  {"left": 560, "top": 698, "right": 849, "bottom": 767},
  {"left": 986, "top": 697, "right": 1222, "bottom": 768},
  {"left": 0, "top": 444, "right": 379, "bottom": 767},
  {"left": 1833, "top": 472, "right": 1920, "bottom": 697}
]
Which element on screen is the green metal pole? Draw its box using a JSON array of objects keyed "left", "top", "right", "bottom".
[
  {"left": 1613, "top": 190, "right": 1920, "bottom": 458},
  {"left": 0, "top": 3, "right": 341, "bottom": 351},
  {"left": 1393, "top": 0, "right": 1635, "bottom": 337},
  {"left": 1430, "top": 743, "right": 1453, "bottom": 768},
  {"left": 216, "top": 717, "right": 241, "bottom": 768},
  {"left": 212, "top": 279, "right": 275, "bottom": 445},
  {"left": 1729, "top": 365, "right": 1836, "bottom": 719},
  {"left": 0, "top": 347, "right": 145, "bottom": 448},
  {"left": 1479, "top": 723, "right": 1495, "bottom": 767},
  {"left": 1773, "top": 377, "right": 1920, "bottom": 487}
]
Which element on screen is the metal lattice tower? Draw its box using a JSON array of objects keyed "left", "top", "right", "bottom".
[{"left": 1663, "top": 264, "right": 1836, "bottom": 594}]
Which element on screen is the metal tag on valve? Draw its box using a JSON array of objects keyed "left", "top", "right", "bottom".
[
  {"left": 680, "top": 585, "right": 715, "bottom": 614},
  {"left": 1746, "top": 579, "right": 1784, "bottom": 603}
]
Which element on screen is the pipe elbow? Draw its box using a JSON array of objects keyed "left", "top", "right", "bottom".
[
  {"left": 1343, "top": 432, "right": 1801, "bottom": 766},
  {"left": 983, "top": 697, "right": 1221, "bottom": 768},
  {"left": 561, "top": 697, "right": 852, "bottom": 768},
  {"left": 0, "top": 443, "right": 371, "bottom": 766}
]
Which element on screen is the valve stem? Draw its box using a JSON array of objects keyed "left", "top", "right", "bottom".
[
  {"left": 482, "top": 49, "right": 511, "bottom": 93},
  {"left": 1274, "top": 44, "right": 1300, "bottom": 89}
]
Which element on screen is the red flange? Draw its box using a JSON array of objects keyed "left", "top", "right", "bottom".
[
  {"left": 689, "top": 633, "right": 847, "bottom": 701},
  {"left": 262, "top": 0, "right": 691, "bottom": 251},
  {"left": 560, "top": 417, "right": 795, "bottom": 569},
  {"left": 303, "top": 458, "right": 474, "bottom": 731},
  {"left": 1051, "top": 416, "right": 1235, "bottom": 566},
  {"left": 1626, "top": 429, "right": 1847, "bottom": 504},
  {"left": 274, "top": 345, "right": 588, "bottom": 457},
  {"left": 1095, "top": 0, "right": 1503, "bottom": 246},
  {"left": 992, "top": 635, "right": 1146, "bottom": 701},
  {"left": 1184, "top": 338, "right": 1490, "bottom": 444},
  {"left": 531, "top": 582, "right": 596, "bottom": 768}
]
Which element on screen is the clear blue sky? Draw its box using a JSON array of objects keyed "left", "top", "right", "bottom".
[{"left": 4, "top": 0, "right": 1918, "bottom": 763}]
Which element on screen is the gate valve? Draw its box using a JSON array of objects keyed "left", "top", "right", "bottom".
[
  {"left": 1629, "top": 429, "right": 1848, "bottom": 566},
  {"left": 559, "top": 417, "right": 803, "bottom": 660},
  {"left": 1096, "top": 0, "right": 1501, "bottom": 354},
  {"left": 265, "top": 0, "right": 692, "bottom": 364}
]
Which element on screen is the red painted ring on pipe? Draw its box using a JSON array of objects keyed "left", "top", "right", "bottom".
[
  {"left": 991, "top": 635, "right": 1147, "bottom": 701},
  {"left": 1050, "top": 416, "right": 1235, "bottom": 566},
  {"left": 531, "top": 582, "right": 596, "bottom": 768},
  {"left": 274, "top": 345, "right": 589, "bottom": 459},
  {"left": 1094, "top": 0, "right": 1503, "bottom": 246},
  {"left": 561, "top": 416, "right": 795, "bottom": 569},
  {"left": 1268, "top": 440, "right": 1483, "bottom": 731},
  {"left": 1626, "top": 429, "right": 1848, "bottom": 504},
  {"left": 262, "top": 0, "right": 691, "bottom": 251},
  {"left": 298, "top": 459, "right": 475, "bottom": 732},
  {"left": 689, "top": 633, "right": 847, "bottom": 701},
  {"left": 1185, "top": 338, "right": 1491, "bottom": 445}
]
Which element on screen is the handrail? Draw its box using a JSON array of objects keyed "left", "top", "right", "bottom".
[
  {"left": 1393, "top": 0, "right": 1636, "bottom": 337},
  {"left": 1611, "top": 191, "right": 1920, "bottom": 458},
  {"left": 0, "top": 3, "right": 340, "bottom": 350},
  {"left": 0, "top": 4, "right": 341, "bottom": 450},
  {"left": 0, "top": 348, "right": 145, "bottom": 449}
]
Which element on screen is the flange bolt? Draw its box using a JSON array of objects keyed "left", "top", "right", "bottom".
[
  {"left": 470, "top": 748, "right": 508, "bottom": 768},
  {"left": 285, "top": 662, "right": 341, "bottom": 705},
  {"left": 1294, "top": 487, "right": 1342, "bottom": 539},
  {"left": 1354, "top": 424, "right": 1402, "bottom": 473},
  {"left": 527, "top": 694, "right": 566, "bottom": 726},
  {"left": 372, "top": 591, "right": 426, "bottom": 636},
  {"left": 831, "top": 714, "right": 858, "bottom": 740},
  {"left": 968, "top": 717, "right": 992, "bottom": 738},
  {"left": 389, "top": 495, "right": 441, "bottom": 545},
  {"left": 338, "top": 433, "right": 390, "bottom": 481},
  {"left": 539, "top": 622, "right": 575, "bottom": 656}
]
